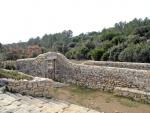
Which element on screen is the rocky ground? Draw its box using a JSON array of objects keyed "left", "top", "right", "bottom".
[{"left": 0, "top": 89, "right": 101, "bottom": 113}]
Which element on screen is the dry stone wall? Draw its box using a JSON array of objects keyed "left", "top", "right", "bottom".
[
  {"left": 6, "top": 77, "right": 67, "bottom": 97},
  {"left": 84, "top": 61, "right": 150, "bottom": 70},
  {"left": 55, "top": 53, "right": 150, "bottom": 92},
  {"left": 16, "top": 53, "right": 55, "bottom": 79},
  {"left": 16, "top": 52, "right": 150, "bottom": 103},
  {"left": 114, "top": 87, "right": 150, "bottom": 103}
]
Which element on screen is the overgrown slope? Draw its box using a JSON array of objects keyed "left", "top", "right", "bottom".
[{"left": 1, "top": 17, "right": 150, "bottom": 63}]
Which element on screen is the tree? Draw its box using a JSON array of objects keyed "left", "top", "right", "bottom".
[
  {"left": 115, "top": 21, "right": 126, "bottom": 33},
  {"left": 100, "top": 28, "right": 120, "bottom": 41},
  {"left": 3, "top": 17, "right": 150, "bottom": 63},
  {"left": 133, "top": 25, "right": 150, "bottom": 38}
]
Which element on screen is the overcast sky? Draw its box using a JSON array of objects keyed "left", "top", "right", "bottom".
[{"left": 0, "top": 0, "right": 150, "bottom": 44}]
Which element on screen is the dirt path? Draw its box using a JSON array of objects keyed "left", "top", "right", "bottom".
[{"left": 51, "top": 85, "right": 150, "bottom": 113}]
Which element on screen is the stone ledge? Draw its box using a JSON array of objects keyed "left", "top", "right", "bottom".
[
  {"left": 114, "top": 87, "right": 150, "bottom": 104},
  {"left": 84, "top": 61, "right": 150, "bottom": 70}
]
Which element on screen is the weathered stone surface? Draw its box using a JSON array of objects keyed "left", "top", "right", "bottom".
[
  {"left": 114, "top": 87, "right": 150, "bottom": 103},
  {"left": 6, "top": 77, "right": 67, "bottom": 98},
  {"left": 0, "top": 92, "right": 102, "bottom": 113}
]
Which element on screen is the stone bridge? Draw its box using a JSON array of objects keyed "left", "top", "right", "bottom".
[{"left": 16, "top": 52, "right": 150, "bottom": 103}]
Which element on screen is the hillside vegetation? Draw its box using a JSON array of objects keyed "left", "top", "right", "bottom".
[{"left": 1, "top": 17, "right": 150, "bottom": 63}]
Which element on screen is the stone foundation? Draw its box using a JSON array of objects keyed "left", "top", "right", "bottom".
[{"left": 6, "top": 77, "right": 67, "bottom": 98}]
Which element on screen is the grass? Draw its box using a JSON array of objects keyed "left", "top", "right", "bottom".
[
  {"left": 105, "top": 97, "right": 113, "bottom": 103},
  {"left": 66, "top": 85, "right": 140, "bottom": 107},
  {"left": 68, "top": 85, "right": 94, "bottom": 98},
  {"left": 104, "top": 94, "right": 139, "bottom": 107},
  {"left": 118, "top": 98, "right": 139, "bottom": 107},
  {"left": 44, "top": 84, "right": 150, "bottom": 113},
  {"left": 0, "top": 68, "right": 33, "bottom": 80}
]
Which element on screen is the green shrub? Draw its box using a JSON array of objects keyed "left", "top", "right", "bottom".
[
  {"left": 65, "top": 49, "right": 76, "bottom": 59},
  {"left": 118, "top": 45, "right": 135, "bottom": 62},
  {"left": 112, "top": 36, "right": 126, "bottom": 45},
  {"left": 0, "top": 61, "right": 16, "bottom": 70},
  {"left": 119, "top": 43, "right": 150, "bottom": 62},
  {"left": 103, "top": 44, "right": 126, "bottom": 61},
  {"left": 101, "top": 51, "right": 110, "bottom": 61},
  {"left": 100, "top": 29, "right": 120, "bottom": 41},
  {"left": 89, "top": 48, "right": 105, "bottom": 61},
  {"left": 98, "top": 41, "right": 113, "bottom": 51},
  {"left": 127, "top": 35, "right": 147, "bottom": 44},
  {"left": 133, "top": 25, "right": 150, "bottom": 37}
]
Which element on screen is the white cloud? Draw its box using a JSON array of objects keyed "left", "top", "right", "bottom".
[{"left": 0, "top": 0, "right": 150, "bottom": 44}]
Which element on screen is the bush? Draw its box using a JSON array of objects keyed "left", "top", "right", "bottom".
[
  {"left": 66, "top": 45, "right": 90, "bottom": 60},
  {"left": 101, "top": 51, "right": 110, "bottom": 61},
  {"left": 119, "top": 43, "right": 150, "bottom": 62},
  {"left": 68, "top": 42, "right": 76, "bottom": 48},
  {"left": 104, "top": 44, "right": 126, "bottom": 61},
  {"left": 85, "top": 41, "right": 95, "bottom": 49},
  {"left": 65, "top": 49, "right": 76, "bottom": 59},
  {"left": 111, "top": 35, "right": 126, "bottom": 45},
  {"left": 133, "top": 25, "right": 150, "bottom": 37},
  {"left": 0, "top": 61, "right": 16, "bottom": 70},
  {"left": 89, "top": 48, "right": 105, "bottom": 61},
  {"left": 97, "top": 41, "right": 113, "bottom": 51},
  {"left": 118, "top": 45, "right": 136, "bottom": 62},
  {"left": 127, "top": 35, "right": 147, "bottom": 44}
]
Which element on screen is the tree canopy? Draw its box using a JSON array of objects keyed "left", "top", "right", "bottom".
[{"left": 1, "top": 18, "right": 150, "bottom": 63}]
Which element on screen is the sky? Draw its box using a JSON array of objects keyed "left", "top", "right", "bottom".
[{"left": 0, "top": 0, "right": 150, "bottom": 44}]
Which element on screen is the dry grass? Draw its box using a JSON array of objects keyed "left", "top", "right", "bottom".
[
  {"left": 50, "top": 85, "right": 150, "bottom": 113},
  {"left": 0, "top": 69, "right": 33, "bottom": 80}
]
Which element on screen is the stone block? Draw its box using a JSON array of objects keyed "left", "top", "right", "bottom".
[
  {"left": 37, "top": 82, "right": 45, "bottom": 87},
  {"left": 43, "top": 90, "right": 50, "bottom": 97},
  {"left": 27, "top": 82, "right": 33, "bottom": 88},
  {"left": 34, "top": 91, "right": 43, "bottom": 97},
  {"left": 32, "top": 82, "right": 38, "bottom": 88}
]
